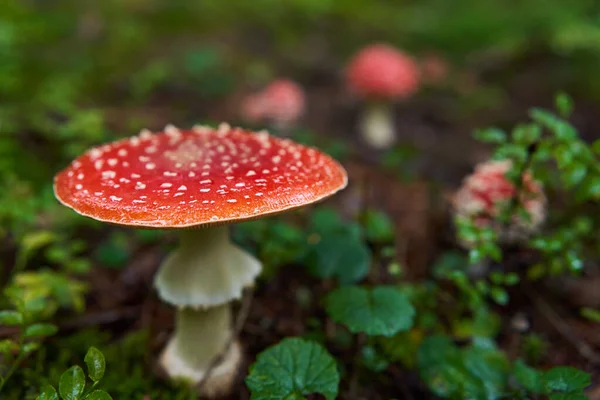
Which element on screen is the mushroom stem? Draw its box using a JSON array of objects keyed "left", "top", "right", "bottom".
[
  {"left": 155, "top": 226, "right": 262, "bottom": 307},
  {"left": 154, "top": 226, "right": 261, "bottom": 396},
  {"left": 360, "top": 101, "right": 396, "bottom": 149}
]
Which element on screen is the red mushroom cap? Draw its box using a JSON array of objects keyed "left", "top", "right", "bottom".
[
  {"left": 346, "top": 44, "right": 420, "bottom": 99},
  {"left": 54, "top": 124, "right": 348, "bottom": 228}
]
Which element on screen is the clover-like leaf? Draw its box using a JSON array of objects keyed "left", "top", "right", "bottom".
[
  {"left": 85, "top": 390, "right": 113, "bottom": 400},
  {"left": 246, "top": 337, "right": 340, "bottom": 400},
  {"left": 24, "top": 323, "right": 58, "bottom": 338},
  {"left": 36, "top": 385, "right": 59, "bottom": 400},
  {"left": 543, "top": 367, "right": 591, "bottom": 393},
  {"left": 305, "top": 233, "right": 370, "bottom": 284},
  {"left": 84, "top": 347, "right": 106, "bottom": 382},
  {"left": 59, "top": 366, "right": 86, "bottom": 400},
  {"left": 325, "top": 286, "right": 415, "bottom": 336}
]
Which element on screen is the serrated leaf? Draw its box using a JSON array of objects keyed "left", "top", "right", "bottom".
[
  {"left": 85, "top": 390, "right": 113, "bottom": 400},
  {"left": 84, "top": 347, "right": 106, "bottom": 382},
  {"left": 544, "top": 367, "right": 591, "bottom": 393},
  {"left": 305, "top": 233, "right": 370, "bottom": 284},
  {"left": 24, "top": 323, "right": 58, "bottom": 338},
  {"left": 0, "top": 310, "right": 23, "bottom": 326},
  {"left": 59, "top": 366, "right": 86, "bottom": 400},
  {"left": 325, "top": 286, "right": 415, "bottom": 336},
  {"left": 514, "top": 360, "right": 544, "bottom": 393},
  {"left": 246, "top": 337, "right": 340, "bottom": 400},
  {"left": 36, "top": 385, "right": 59, "bottom": 400}
]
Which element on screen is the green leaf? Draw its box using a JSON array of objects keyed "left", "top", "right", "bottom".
[
  {"left": 36, "top": 385, "right": 59, "bottom": 400},
  {"left": 514, "top": 359, "right": 544, "bottom": 393},
  {"left": 59, "top": 366, "right": 86, "bottom": 400},
  {"left": 24, "top": 323, "right": 58, "bottom": 338},
  {"left": 22, "top": 342, "right": 40, "bottom": 354},
  {"left": 474, "top": 128, "right": 507, "bottom": 144},
  {"left": 0, "top": 339, "right": 19, "bottom": 354},
  {"left": 246, "top": 337, "right": 340, "bottom": 400},
  {"left": 581, "top": 307, "right": 600, "bottom": 323},
  {"left": 0, "top": 310, "right": 23, "bottom": 326},
  {"left": 304, "top": 232, "right": 371, "bottom": 284},
  {"left": 555, "top": 92, "right": 573, "bottom": 118},
  {"left": 325, "top": 286, "right": 415, "bottom": 337},
  {"left": 84, "top": 390, "right": 113, "bottom": 400},
  {"left": 363, "top": 210, "right": 395, "bottom": 243},
  {"left": 84, "top": 347, "right": 106, "bottom": 382},
  {"left": 543, "top": 367, "right": 591, "bottom": 393}
]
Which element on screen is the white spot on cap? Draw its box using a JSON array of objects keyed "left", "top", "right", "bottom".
[
  {"left": 108, "top": 158, "right": 118, "bottom": 167},
  {"left": 118, "top": 149, "right": 128, "bottom": 157},
  {"left": 135, "top": 182, "right": 146, "bottom": 190},
  {"left": 246, "top": 170, "right": 256, "bottom": 176},
  {"left": 75, "top": 184, "right": 83, "bottom": 190},
  {"left": 110, "top": 195, "right": 122, "bottom": 202},
  {"left": 227, "top": 199, "right": 237, "bottom": 203},
  {"left": 146, "top": 163, "right": 156, "bottom": 170},
  {"left": 178, "top": 185, "right": 187, "bottom": 191},
  {"left": 102, "top": 171, "right": 116, "bottom": 179},
  {"left": 160, "top": 183, "right": 173, "bottom": 188},
  {"left": 235, "top": 182, "right": 245, "bottom": 187}
]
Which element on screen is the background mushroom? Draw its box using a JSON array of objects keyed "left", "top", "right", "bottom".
[
  {"left": 240, "top": 79, "right": 306, "bottom": 135},
  {"left": 452, "top": 159, "right": 546, "bottom": 247},
  {"left": 53, "top": 123, "right": 348, "bottom": 397},
  {"left": 346, "top": 44, "right": 420, "bottom": 149}
]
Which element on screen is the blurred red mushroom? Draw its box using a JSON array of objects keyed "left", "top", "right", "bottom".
[
  {"left": 452, "top": 159, "right": 546, "bottom": 246},
  {"left": 240, "top": 79, "right": 305, "bottom": 135},
  {"left": 346, "top": 44, "right": 420, "bottom": 149}
]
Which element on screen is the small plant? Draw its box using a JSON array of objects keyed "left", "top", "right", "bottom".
[
  {"left": 35, "top": 347, "right": 113, "bottom": 400},
  {"left": 0, "top": 291, "right": 58, "bottom": 393}
]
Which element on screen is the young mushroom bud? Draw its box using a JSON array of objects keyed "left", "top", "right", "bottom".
[
  {"left": 53, "top": 123, "right": 348, "bottom": 397},
  {"left": 451, "top": 159, "right": 546, "bottom": 247},
  {"left": 240, "top": 79, "right": 305, "bottom": 135},
  {"left": 346, "top": 44, "right": 420, "bottom": 149}
]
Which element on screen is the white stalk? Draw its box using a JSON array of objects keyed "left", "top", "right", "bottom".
[
  {"left": 154, "top": 226, "right": 261, "bottom": 396},
  {"left": 359, "top": 102, "right": 396, "bottom": 149}
]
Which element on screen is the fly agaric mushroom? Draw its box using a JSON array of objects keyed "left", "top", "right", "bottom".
[
  {"left": 53, "top": 123, "right": 347, "bottom": 397},
  {"left": 346, "top": 44, "right": 420, "bottom": 149},
  {"left": 240, "top": 79, "right": 305, "bottom": 135},
  {"left": 452, "top": 159, "right": 546, "bottom": 246}
]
